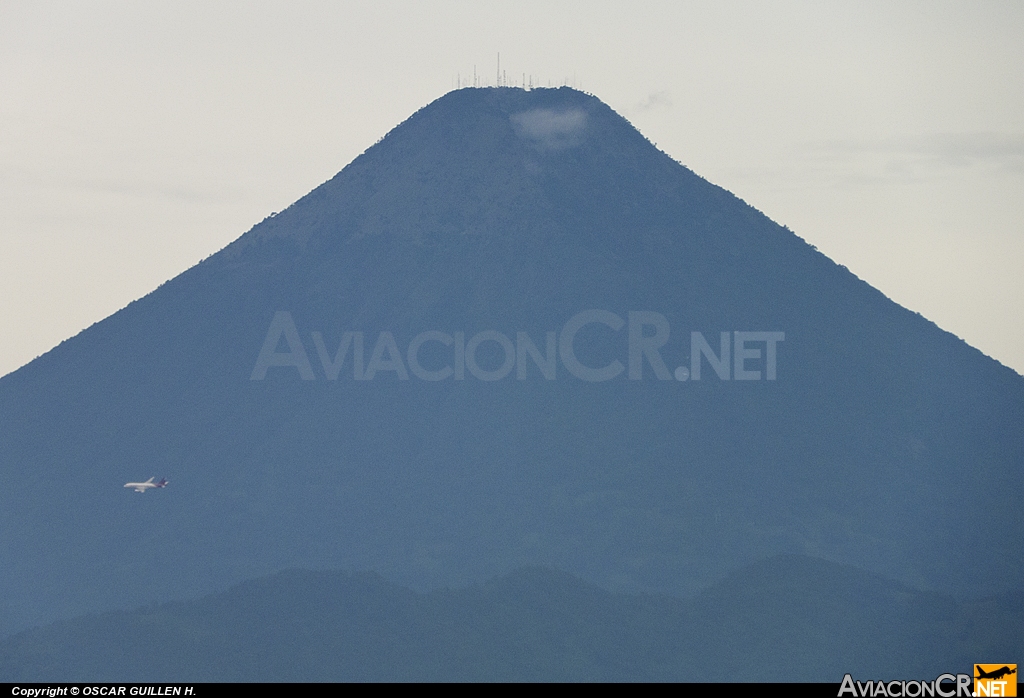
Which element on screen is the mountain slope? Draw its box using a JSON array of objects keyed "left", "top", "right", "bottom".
[
  {"left": 2, "top": 557, "right": 1020, "bottom": 682},
  {"left": 1, "top": 87, "right": 1021, "bottom": 634}
]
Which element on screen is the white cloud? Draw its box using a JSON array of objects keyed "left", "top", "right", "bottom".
[
  {"left": 635, "top": 91, "right": 672, "bottom": 112},
  {"left": 510, "top": 108, "right": 587, "bottom": 150},
  {"left": 803, "top": 132, "right": 1024, "bottom": 184}
]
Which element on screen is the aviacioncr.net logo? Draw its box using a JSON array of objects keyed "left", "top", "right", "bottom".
[
  {"left": 974, "top": 665, "right": 1017, "bottom": 697},
  {"left": 838, "top": 673, "right": 972, "bottom": 697}
]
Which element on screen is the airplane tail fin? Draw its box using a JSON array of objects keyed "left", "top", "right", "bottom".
[{"left": 156, "top": 478, "right": 169, "bottom": 488}]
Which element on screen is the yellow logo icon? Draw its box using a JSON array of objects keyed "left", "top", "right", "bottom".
[{"left": 975, "top": 664, "right": 1017, "bottom": 697}]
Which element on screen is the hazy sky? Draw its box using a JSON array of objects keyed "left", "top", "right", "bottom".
[{"left": 1, "top": 1, "right": 1022, "bottom": 377}]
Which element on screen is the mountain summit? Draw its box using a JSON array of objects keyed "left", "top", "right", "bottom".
[{"left": 1, "top": 87, "right": 1021, "bottom": 633}]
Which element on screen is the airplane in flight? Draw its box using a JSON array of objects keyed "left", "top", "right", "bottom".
[{"left": 124, "top": 477, "right": 169, "bottom": 493}]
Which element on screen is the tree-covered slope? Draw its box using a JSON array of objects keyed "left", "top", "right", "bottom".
[{"left": 2, "top": 556, "right": 1020, "bottom": 682}]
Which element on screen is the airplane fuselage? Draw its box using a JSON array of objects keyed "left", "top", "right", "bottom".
[{"left": 124, "top": 477, "right": 168, "bottom": 493}]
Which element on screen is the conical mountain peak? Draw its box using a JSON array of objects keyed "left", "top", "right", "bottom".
[
  {"left": 216, "top": 86, "right": 806, "bottom": 332},
  {"left": 229, "top": 87, "right": 711, "bottom": 255},
  {"left": 0, "top": 87, "right": 1020, "bottom": 635}
]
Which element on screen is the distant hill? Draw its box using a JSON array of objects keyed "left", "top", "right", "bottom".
[
  {"left": 1, "top": 87, "right": 1021, "bottom": 634},
  {"left": 1, "top": 556, "right": 1020, "bottom": 682}
]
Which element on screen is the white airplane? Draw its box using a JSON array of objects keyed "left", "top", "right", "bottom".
[{"left": 124, "top": 477, "right": 169, "bottom": 493}]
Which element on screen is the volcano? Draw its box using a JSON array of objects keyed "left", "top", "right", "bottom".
[{"left": 1, "top": 87, "right": 1021, "bottom": 635}]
